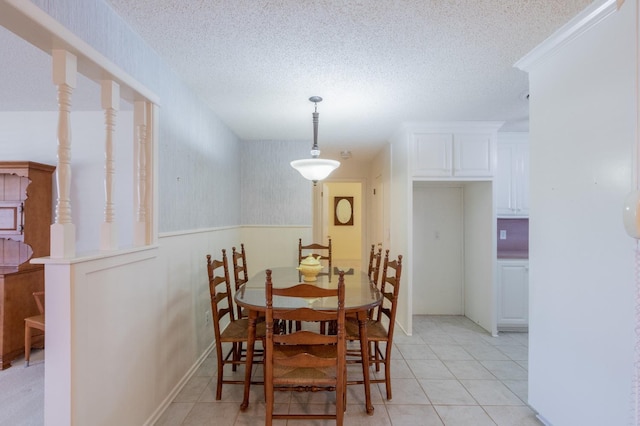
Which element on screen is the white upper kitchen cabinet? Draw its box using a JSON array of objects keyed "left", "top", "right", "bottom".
[
  {"left": 496, "top": 133, "right": 529, "bottom": 217},
  {"left": 409, "top": 122, "right": 503, "bottom": 179},
  {"left": 413, "top": 133, "right": 453, "bottom": 176}
]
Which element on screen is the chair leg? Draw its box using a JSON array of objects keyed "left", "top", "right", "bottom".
[
  {"left": 342, "top": 369, "right": 347, "bottom": 409},
  {"left": 265, "top": 342, "right": 273, "bottom": 426},
  {"left": 265, "top": 383, "right": 273, "bottom": 426},
  {"left": 24, "top": 324, "right": 31, "bottom": 367},
  {"left": 216, "top": 354, "right": 224, "bottom": 400},
  {"left": 384, "top": 343, "right": 392, "bottom": 400},
  {"left": 231, "top": 342, "right": 238, "bottom": 372}
]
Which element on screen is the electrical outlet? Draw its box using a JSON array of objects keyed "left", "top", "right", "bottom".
[
  {"left": 499, "top": 230, "right": 507, "bottom": 240},
  {"left": 205, "top": 310, "right": 210, "bottom": 325}
]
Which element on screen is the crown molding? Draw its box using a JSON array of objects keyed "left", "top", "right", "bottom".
[{"left": 515, "top": 0, "right": 622, "bottom": 72}]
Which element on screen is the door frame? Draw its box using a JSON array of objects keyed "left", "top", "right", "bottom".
[{"left": 313, "top": 178, "right": 368, "bottom": 266}]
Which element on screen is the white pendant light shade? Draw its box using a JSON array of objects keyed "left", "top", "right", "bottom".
[
  {"left": 290, "top": 158, "right": 340, "bottom": 182},
  {"left": 291, "top": 96, "right": 340, "bottom": 185}
]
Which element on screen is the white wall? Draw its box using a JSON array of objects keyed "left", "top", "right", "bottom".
[
  {"left": 389, "top": 126, "right": 413, "bottom": 335},
  {"left": 412, "top": 183, "right": 464, "bottom": 315},
  {"left": 240, "top": 225, "right": 312, "bottom": 273},
  {"left": 368, "top": 145, "right": 391, "bottom": 253},
  {"left": 519, "top": 2, "right": 637, "bottom": 424},
  {"left": 463, "top": 181, "right": 495, "bottom": 335},
  {"left": 240, "top": 140, "right": 313, "bottom": 226}
]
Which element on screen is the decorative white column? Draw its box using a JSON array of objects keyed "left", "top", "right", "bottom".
[
  {"left": 133, "top": 101, "right": 149, "bottom": 246},
  {"left": 100, "top": 80, "right": 119, "bottom": 250},
  {"left": 50, "top": 50, "right": 76, "bottom": 258}
]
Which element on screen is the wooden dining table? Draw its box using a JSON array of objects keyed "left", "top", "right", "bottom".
[{"left": 234, "top": 266, "right": 382, "bottom": 414}]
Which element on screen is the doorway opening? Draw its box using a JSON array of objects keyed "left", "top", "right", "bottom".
[
  {"left": 313, "top": 180, "right": 365, "bottom": 270},
  {"left": 411, "top": 180, "right": 496, "bottom": 335}
]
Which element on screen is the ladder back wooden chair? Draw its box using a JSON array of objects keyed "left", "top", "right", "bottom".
[
  {"left": 298, "top": 238, "right": 332, "bottom": 275},
  {"left": 264, "top": 269, "right": 346, "bottom": 426},
  {"left": 346, "top": 250, "right": 402, "bottom": 400},
  {"left": 207, "top": 250, "right": 264, "bottom": 400},
  {"left": 24, "top": 291, "right": 45, "bottom": 367},
  {"left": 294, "top": 238, "right": 334, "bottom": 333},
  {"left": 368, "top": 245, "right": 383, "bottom": 284},
  {"left": 231, "top": 244, "right": 250, "bottom": 319},
  {"left": 366, "top": 244, "right": 383, "bottom": 319}
]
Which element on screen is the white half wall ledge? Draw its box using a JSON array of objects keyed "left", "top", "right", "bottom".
[{"left": 514, "top": 0, "right": 621, "bottom": 72}]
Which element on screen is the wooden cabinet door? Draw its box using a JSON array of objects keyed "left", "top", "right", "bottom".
[{"left": 0, "top": 202, "right": 23, "bottom": 237}]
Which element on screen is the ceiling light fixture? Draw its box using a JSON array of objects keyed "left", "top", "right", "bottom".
[{"left": 290, "top": 96, "right": 340, "bottom": 185}]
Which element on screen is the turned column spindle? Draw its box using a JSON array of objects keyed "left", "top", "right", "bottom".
[
  {"left": 100, "top": 80, "right": 120, "bottom": 250},
  {"left": 50, "top": 50, "right": 77, "bottom": 258}
]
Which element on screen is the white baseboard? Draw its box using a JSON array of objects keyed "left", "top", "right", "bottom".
[
  {"left": 536, "top": 413, "right": 553, "bottom": 426},
  {"left": 143, "top": 341, "right": 215, "bottom": 426}
]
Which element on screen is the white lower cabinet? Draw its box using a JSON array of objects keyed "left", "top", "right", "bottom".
[{"left": 497, "top": 260, "right": 529, "bottom": 330}]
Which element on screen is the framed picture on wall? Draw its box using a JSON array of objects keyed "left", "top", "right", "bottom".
[{"left": 334, "top": 196, "right": 354, "bottom": 226}]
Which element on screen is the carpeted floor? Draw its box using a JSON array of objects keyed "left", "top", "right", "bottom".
[{"left": 0, "top": 349, "right": 44, "bottom": 426}]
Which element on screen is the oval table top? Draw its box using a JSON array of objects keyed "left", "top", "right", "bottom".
[{"left": 234, "top": 266, "right": 382, "bottom": 313}]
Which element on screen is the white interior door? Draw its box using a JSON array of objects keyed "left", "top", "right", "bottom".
[
  {"left": 373, "top": 174, "right": 384, "bottom": 249},
  {"left": 412, "top": 184, "right": 464, "bottom": 314},
  {"left": 321, "top": 183, "right": 330, "bottom": 243},
  {"left": 312, "top": 184, "right": 329, "bottom": 243}
]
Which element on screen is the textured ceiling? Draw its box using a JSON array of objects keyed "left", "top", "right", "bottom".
[{"left": 1, "top": 1, "right": 593, "bottom": 161}]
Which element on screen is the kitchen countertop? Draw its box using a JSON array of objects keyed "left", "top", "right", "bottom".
[{"left": 497, "top": 249, "right": 528, "bottom": 260}]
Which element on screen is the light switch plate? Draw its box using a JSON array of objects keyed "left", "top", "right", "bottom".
[{"left": 499, "top": 230, "right": 507, "bottom": 240}]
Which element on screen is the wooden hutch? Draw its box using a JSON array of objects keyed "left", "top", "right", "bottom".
[{"left": 0, "top": 161, "right": 55, "bottom": 369}]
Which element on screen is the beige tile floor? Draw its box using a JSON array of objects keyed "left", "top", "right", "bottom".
[{"left": 155, "top": 316, "right": 541, "bottom": 426}]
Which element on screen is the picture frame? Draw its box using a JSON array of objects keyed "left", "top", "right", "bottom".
[{"left": 334, "top": 196, "right": 354, "bottom": 226}]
